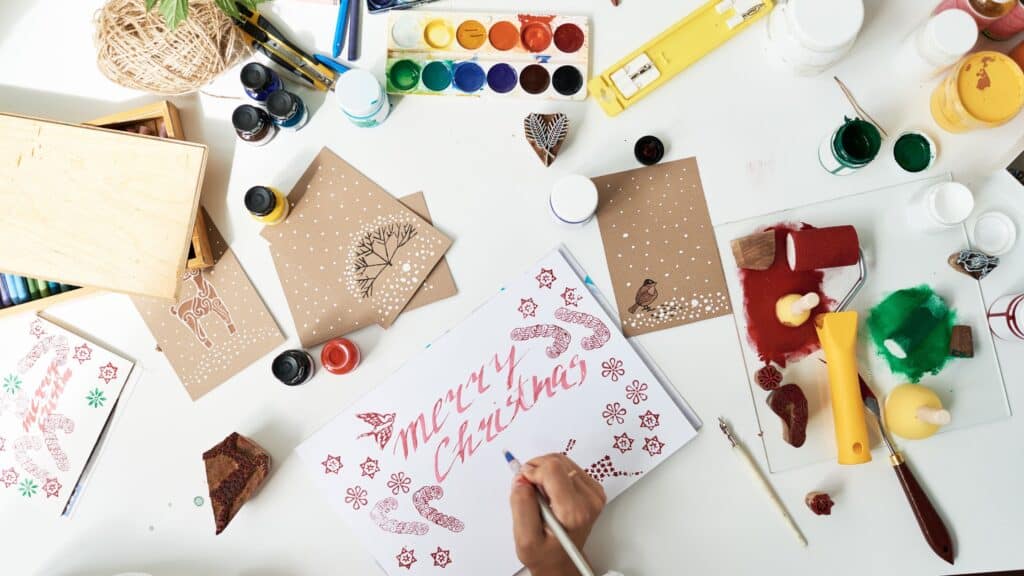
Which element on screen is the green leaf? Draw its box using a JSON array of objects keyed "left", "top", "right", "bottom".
[
  {"left": 159, "top": 0, "right": 189, "bottom": 29},
  {"left": 214, "top": 0, "right": 240, "bottom": 19},
  {"left": 145, "top": 0, "right": 159, "bottom": 11}
]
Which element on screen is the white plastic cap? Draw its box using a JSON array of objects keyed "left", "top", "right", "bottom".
[
  {"left": 550, "top": 175, "right": 599, "bottom": 225},
  {"left": 925, "top": 9, "right": 978, "bottom": 61},
  {"left": 787, "top": 0, "right": 864, "bottom": 52},
  {"left": 336, "top": 69, "right": 384, "bottom": 118}
]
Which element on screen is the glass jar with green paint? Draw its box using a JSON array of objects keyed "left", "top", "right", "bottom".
[{"left": 818, "top": 116, "right": 882, "bottom": 175}]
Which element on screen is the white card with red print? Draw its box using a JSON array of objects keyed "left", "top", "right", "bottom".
[
  {"left": 0, "top": 316, "right": 133, "bottom": 516},
  {"left": 297, "top": 249, "right": 698, "bottom": 576}
]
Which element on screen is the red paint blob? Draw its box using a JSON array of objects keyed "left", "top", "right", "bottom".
[
  {"left": 739, "top": 224, "right": 827, "bottom": 367},
  {"left": 553, "top": 23, "right": 585, "bottom": 53},
  {"left": 521, "top": 22, "right": 553, "bottom": 52},
  {"left": 321, "top": 338, "right": 360, "bottom": 375}
]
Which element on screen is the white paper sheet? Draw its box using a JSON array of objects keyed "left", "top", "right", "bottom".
[{"left": 297, "top": 249, "right": 698, "bottom": 575}]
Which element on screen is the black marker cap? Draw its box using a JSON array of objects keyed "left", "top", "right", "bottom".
[
  {"left": 232, "top": 105, "right": 266, "bottom": 133},
  {"left": 267, "top": 90, "right": 297, "bottom": 120},
  {"left": 241, "top": 62, "right": 272, "bottom": 91},
  {"left": 245, "top": 186, "right": 277, "bottom": 217},
  {"left": 272, "top": 350, "right": 312, "bottom": 386},
  {"left": 634, "top": 135, "right": 665, "bottom": 166}
]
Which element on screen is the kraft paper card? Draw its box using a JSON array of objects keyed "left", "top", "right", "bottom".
[
  {"left": 594, "top": 157, "right": 731, "bottom": 337},
  {"left": 398, "top": 192, "right": 457, "bottom": 313},
  {"left": 297, "top": 249, "right": 698, "bottom": 576},
  {"left": 263, "top": 148, "right": 453, "bottom": 346},
  {"left": 0, "top": 316, "right": 133, "bottom": 516},
  {"left": 133, "top": 211, "right": 284, "bottom": 400}
]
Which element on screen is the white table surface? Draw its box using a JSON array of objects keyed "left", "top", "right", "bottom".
[{"left": 2, "top": 0, "right": 1023, "bottom": 574}]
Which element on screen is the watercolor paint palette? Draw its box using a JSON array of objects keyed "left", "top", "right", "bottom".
[
  {"left": 385, "top": 11, "right": 590, "bottom": 100},
  {"left": 715, "top": 174, "right": 1010, "bottom": 472}
]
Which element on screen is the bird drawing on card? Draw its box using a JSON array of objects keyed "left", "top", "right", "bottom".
[
  {"left": 629, "top": 279, "right": 658, "bottom": 314},
  {"left": 356, "top": 412, "right": 396, "bottom": 450}
]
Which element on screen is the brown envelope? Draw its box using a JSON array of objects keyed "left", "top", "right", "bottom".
[
  {"left": 593, "top": 157, "right": 731, "bottom": 337},
  {"left": 399, "top": 192, "right": 457, "bottom": 312}
]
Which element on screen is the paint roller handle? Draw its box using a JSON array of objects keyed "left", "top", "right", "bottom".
[
  {"left": 916, "top": 407, "right": 951, "bottom": 426},
  {"left": 791, "top": 293, "right": 820, "bottom": 315},
  {"left": 891, "top": 454, "right": 955, "bottom": 564}
]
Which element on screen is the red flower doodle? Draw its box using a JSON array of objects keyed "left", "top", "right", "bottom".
[
  {"left": 601, "top": 358, "right": 625, "bottom": 382},
  {"left": 72, "top": 344, "right": 92, "bottom": 365},
  {"left": 626, "top": 380, "right": 648, "bottom": 404},
  {"left": 28, "top": 319, "right": 46, "bottom": 339},
  {"left": 360, "top": 457, "right": 381, "bottom": 479},
  {"left": 602, "top": 402, "right": 626, "bottom": 425},
  {"left": 431, "top": 547, "right": 453, "bottom": 568},
  {"left": 639, "top": 410, "right": 660, "bottom": 430},
  {"left": 643, "top": 436, "right": 666, "bottom": 457},
  {"left": 356, "top": 412, "right": 396, "bottom": 450},
  {"left": 517, "top": 298, "right": 539, "bottom": 318},
  {"left": 97, "top": 362, "right": 118, "bottom": 384},
  {"left": 0, "top": 467, "right": 17, "bottom": 488},
  {"left": 42, "top": 477, "right": 62, "bottom": 499},
  {"left": 322, "top": 454, "right": 343, "bottom": 475},
  {"left": 612, "top": 433, "right": 635, "bottom": 454},
  {"left": 561, "top": 286, "right": 583, "bottom": 307},
  {"left": 535, "top": 268, "right": 557, "bottom": 289},
  {"left": 344, "top": 486, "right": 368, "bottom": 510},
  {"left": 387, "top": 472, "right": 412, "bottom": 495},
  {"left": 396, "top": 547, "right": 417, "bottom": 570}
]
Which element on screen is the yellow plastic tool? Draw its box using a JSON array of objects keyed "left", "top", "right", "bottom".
[
  {"left": 589, "top": 0, "right": 774, "bottom": 117},
  {"left": 815, "top": 311, "right": 871, "bottom": 465}
]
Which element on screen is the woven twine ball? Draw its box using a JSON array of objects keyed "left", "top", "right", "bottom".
[{"left": 95, "top": 0, "right": 251, "bottom": 95}]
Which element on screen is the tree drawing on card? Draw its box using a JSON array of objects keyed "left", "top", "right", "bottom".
[
  {"left": 0, "top": 317, "right": 133, "bottom": 516},
  {"left": 297, "top": 249, "right": 698, "bottom": 576}
]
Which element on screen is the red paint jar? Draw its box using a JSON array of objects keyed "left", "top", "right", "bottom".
[
  {"left": 985, "top": 0, "right": 1024, "bottom": 39},
  {"left": 321, "top": 338, "right": 360, "bottom": 374},
  {"left": 935, "top": 0, "right": 1015, "bottom": 30}
]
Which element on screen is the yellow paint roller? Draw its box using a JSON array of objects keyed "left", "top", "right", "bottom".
[{"left": 816, "top": 311, "right": 871, "bottom": 464}]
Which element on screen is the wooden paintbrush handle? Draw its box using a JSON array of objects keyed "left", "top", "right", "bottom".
[{"left": 891, "top": 454, "right": 955, "bottom": 564}]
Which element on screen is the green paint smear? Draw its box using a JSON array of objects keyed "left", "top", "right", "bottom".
[{"left": 867, "top": 285, "right": 955, "bottom": 383}]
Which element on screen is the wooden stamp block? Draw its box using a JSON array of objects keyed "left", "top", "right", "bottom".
[{"left": 731, "top": 230, "right": 776, "bottom": 270}]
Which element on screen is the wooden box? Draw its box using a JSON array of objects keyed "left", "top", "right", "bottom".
[{"left": 0, "top": 106, "right": 207, "bottom": 318}]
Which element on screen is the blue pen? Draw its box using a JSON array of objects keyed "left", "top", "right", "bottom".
[
  {"left": 314, "top": 53, "right": 350, "bottom": 74},
  {"left": 347, "top": 0, "right": 360, "bottom": 61},
  {"left": 333, "top": 0, "right": 350, "bottom": 59},
  {"left": 0, "top": 275, "right": 11, "bottom": 307}
]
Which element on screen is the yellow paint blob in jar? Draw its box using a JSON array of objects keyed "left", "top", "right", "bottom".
[
  {"left": 930, "top": 51, "right": 1024, "bottom": 133},
  {"left": 245, "top": 185, "right": 290, "bottom": 225}
]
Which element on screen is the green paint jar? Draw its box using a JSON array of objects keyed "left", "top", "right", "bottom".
[
  {"left": 893, "top": 131, "right": 937, "bottom": 173},
  {"left": 818, "top": 116, "right": 882, "bottom": 175}
]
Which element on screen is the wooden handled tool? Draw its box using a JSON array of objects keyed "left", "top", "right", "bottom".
[{"left": 860, "top": 378, "right": 955, "bottom": 564}]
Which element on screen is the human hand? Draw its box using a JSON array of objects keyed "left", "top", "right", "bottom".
[{"left": 509, "top": 454, "right": 606, "bottom": 576}]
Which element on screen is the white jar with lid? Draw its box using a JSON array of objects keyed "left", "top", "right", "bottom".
[
  {"left": 913, "top": 9, "right": 978, "bottom": 78},
  {"left": 335, "top": 69, "right": 391, "bottom": 128},
  {"left": 765, "top": 0, "right": 864, "bottom": 76}
]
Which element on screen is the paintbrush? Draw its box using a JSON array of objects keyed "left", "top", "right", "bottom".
[{"left": 859, "top": 376, "right": 955, "bottom": 564}]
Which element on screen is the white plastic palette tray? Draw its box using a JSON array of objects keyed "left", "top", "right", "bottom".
[{"left": 715, "top": 174, "right": 1010, "bottom": 472}]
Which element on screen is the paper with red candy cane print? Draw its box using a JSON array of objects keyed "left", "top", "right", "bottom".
[
  {"left": 297, "top": 248, "right": 698, "bottom": 576},
  {"left": 0, "top": 316, "right": 133, "bottom": 516}
]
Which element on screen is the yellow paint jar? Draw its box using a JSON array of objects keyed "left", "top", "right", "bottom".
[
  {"left": 930, "top": 51, "right": 1024, "bottom": 132},
  {"left": 245, "top": 185, "right": 290, "bottom": 225}
]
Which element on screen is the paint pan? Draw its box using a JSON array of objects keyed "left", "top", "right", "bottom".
[{"left": 385, "top": 11, "right": 590, "bottom": 101}]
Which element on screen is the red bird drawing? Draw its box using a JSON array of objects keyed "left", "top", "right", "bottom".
[
  {"left": 628, "top": 279, "right": 658, "bottom": 314},
  {"left": 356, "top": 412, "right": 396, "bottom": 450}
]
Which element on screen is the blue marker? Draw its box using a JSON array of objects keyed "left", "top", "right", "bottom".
[
  {"left": 0, "top": 276, "right": 11, "bottom": 307},
  {"left": 11, "top": 276, "right": 29, "bottom": 304},
  {"left": 332, "top": 0, "right": 350, "bottom": 59}
]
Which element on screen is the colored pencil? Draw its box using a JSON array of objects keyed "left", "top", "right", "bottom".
[
  {"left": 48, "top": 281, "right": 62, "bottom": 294},
  {"left": 26, "top": 278, "right": 40, "bottom": 300},
  {"left": 60, "top": 284, "right": 75, "bottom": 293},
  {"left": 0, "top": 276, "right": 10, "bottom": 307},
  {"left": 346, "top": 0, "right": 360, "bottom": 61},
  {"left": 36, "top": 279, "right": 51, "bottom": 298},
  {"left": 503, "top": 451, "right": 596, "bottom": 576},
  {"left": 332, "top": 0, "right": 349, "bottom": 59},
  {"left": 11, "top": 276, "right": 29, "bottom": 304}
]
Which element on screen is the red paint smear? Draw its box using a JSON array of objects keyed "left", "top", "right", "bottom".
[{"left": 739, "top": 224, "right": 828, "bottom": 367}]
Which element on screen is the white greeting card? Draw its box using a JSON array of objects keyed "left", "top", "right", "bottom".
[
  {"left": 0, "top": 316, "right": 133, "bottom": 516},
  {"left": 297, "top": 249, "right": 698, "bottom": 575}
]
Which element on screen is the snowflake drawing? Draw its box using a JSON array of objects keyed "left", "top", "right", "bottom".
[
  {"left": 97, "top": 362, "right": 119, "bottom": 384},
  {"left": 0, "top": 467, "right": 17, "bottom": 488},
  {"left": 535, "top": 268, "right": 557, "bottom": 289},
  {"left": 28, "top": 319, "right": 45, "bottom": 338},
  {"left": 625, "top": 380, "right": 649, "bottom": 405},
  {"left": 396, "top": 547, "right": 417, "bottom": 570},
  {"left": 517, "top": 298, "right": 539, "bottom": 318},
  {"left": 19, "top": 478, "right": 37, "bottom": 498},
  {"left": 42, "top": 477, "right": 61, "bottom": 499},
  {"left": 612, "top": 432, "right": 635, "bottom": 454},
  {"left": 322, "top": 454, "right": 344, "bottom": 475},
  {"left": 72, "top": 343, "right": 93, "bottom": 364},
  {"left": 387, "top": 472, "right": 412, "bottom": 495},
  {"left": 602, "top": 402, "right": 626, "bottom": 425},
  {"left": 601, "top": 358, "right": 625, "bottom": 382},
  {"left": 86, "top": 388, "right": 106, "bottom": 408},
  {"left": 561, "top": 287, "right": 583, "bottom": 307},
  {"left": 639, "top": 410, "right": 661, "bottom": 430},
  {"left": 431, "top": 546, "right": 453, "bottom": 568},
  {"left": 643, "top": 436, "right": 666, "bottom": 457},
  {"left": 352, "top": 222, "right": 419, "bottom": 299},
  {"left": 345, "top": 486, "right": 369, "bottom": 510},
  {"left": 360, "top": 457, "right": 381, "bottom": 479},
  {"left": 2, "top": 374, "right": 20, "bottom": 395}
]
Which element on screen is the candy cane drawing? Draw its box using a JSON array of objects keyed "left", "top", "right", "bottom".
[
  {"left": 413, "top": 485, "right": 465, "bottom": 533},
  {"left": 510, "top": 324, "right": 571, "bottom": 359},
  {"left": 13, "top": 436, "right": 49, "bottom": 480},
  {"left": 371, "top": 497, "right": 430, "bottom": 535},
  {"left": 41, "top": 414, "right": 74, "bottom": 472},
  {"left": 554, "top": 308, "right": 610, "bottom": 351},
  {"left": 17, "top": 333, "right": 72, "bottom": 433}
]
